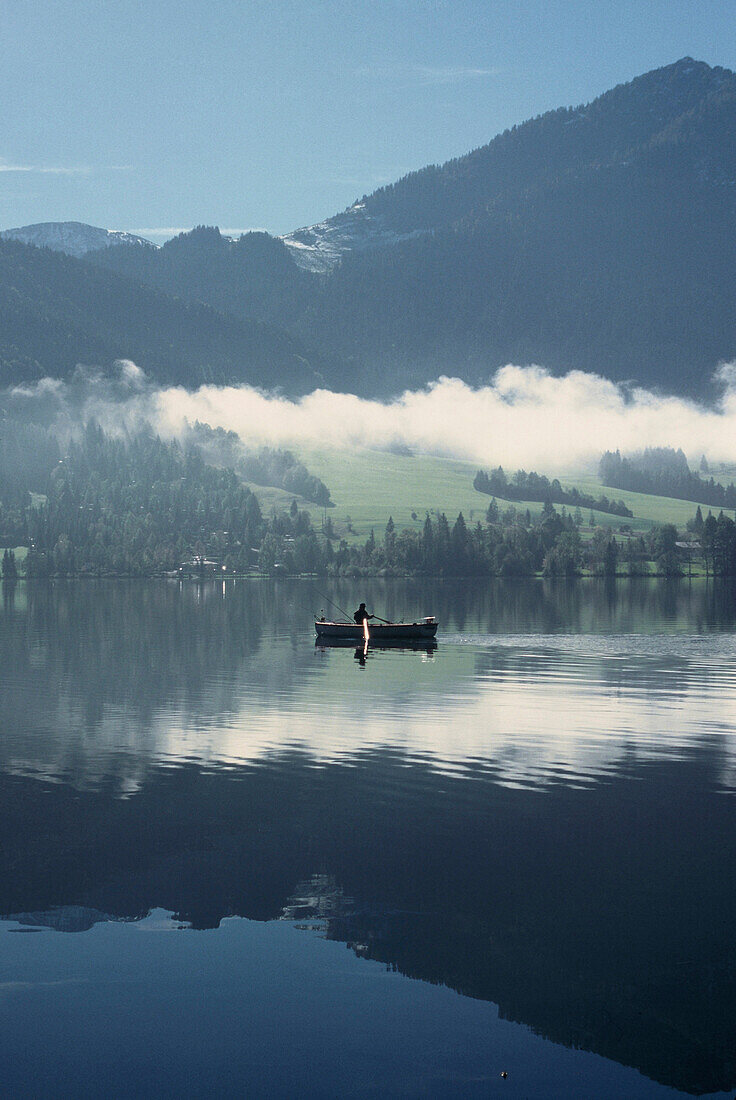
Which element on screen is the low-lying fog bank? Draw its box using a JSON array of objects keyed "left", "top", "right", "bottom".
[{"left": 6, "top": 359, "right": 736, "bottom": 472}]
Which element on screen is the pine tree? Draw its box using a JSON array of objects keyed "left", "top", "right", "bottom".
[
  {"left": 603, "top": 536, "right": 619, "bottom": 576},
  {"left": 384, "top": 516, "right": 396, "bottom": 555},
  {"left": 451, "top": 513, "right": 470, "bottom": 571},
  {"left": 436, "top": 513, "right": 451, "bottom": 568},
  {"left": 421, "top": 514, "right": 434, "bottom": 567}
]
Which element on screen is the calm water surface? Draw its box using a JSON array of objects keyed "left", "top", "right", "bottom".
[{"left": 0, "top": 577, "right": 735, "bottom": 1098}]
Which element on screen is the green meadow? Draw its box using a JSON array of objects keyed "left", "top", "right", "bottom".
[
  {"left": 248, "top": 448, "right": 714, "bottom": 542},
  {"left": 555, "top": 474, "right": 716, "bottom": 531},
  {"left": 303, "top": 449, "right": 501, "bottom": 539}
]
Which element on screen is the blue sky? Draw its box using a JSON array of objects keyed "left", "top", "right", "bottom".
[{"left": 1, "top": 0, "right": 734, "bottom": 239}]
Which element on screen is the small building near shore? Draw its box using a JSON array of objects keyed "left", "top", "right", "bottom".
[{"left": 178, "top": 557, "right": 224, "bottom": 578}]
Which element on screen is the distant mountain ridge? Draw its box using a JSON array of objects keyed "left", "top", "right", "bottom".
[
  {"left": 10, "top": 57, "right": 732, "bottom": 271},
  {"left": 0, "top": 221, "right": 154, "bottom": 258},
  {"left": 1, "top": 212, "right": 414, "bottom": 277}
]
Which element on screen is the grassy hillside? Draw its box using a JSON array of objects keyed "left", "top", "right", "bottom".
[
  {"left": 557, "top": 475, "right": 717, "bottom": 530},
  {"left": 289, "top": 449, "right": 715, "bottom": 541},
  {"left": 5, "top": 444, "right": 711, "bottom": 556},
  {"left": 302, "top": 450, "right": 522, "bottom": 540}
]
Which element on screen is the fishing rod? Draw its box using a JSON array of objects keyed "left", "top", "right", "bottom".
[{"left": 314, "top": 590, "right": 354, "bottom": 623}]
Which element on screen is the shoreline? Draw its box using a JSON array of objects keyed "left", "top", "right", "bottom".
[{"left": 1, "top": 569, "right": 724, "bottom": 582}]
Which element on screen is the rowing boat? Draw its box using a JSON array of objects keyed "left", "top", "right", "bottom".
[{"left": 314, "top": 617, "right": 438, "bottom": 641}]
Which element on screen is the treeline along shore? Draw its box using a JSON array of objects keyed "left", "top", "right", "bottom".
[{"left": 1, "top": 422, "right": 735, "bottom": 579}]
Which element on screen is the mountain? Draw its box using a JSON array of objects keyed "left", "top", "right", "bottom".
[
  {"left": 6, "top": 58, "right": 736, "bottom": 400},
  {"left": 0, "top": 221, "right": 154, "bottom": 258},
  {"left": 92, "top": 225, "right": 310, "bottom": 328},
  {"left": 0, "top": 237, "right": 331, "bottom": 394},
  {"left": 300, "top": 57, "right": 736, "bottom": 397},
  {"left": 283, "top": 57, "right": 734, "bottom": 266},
  {"left": 350, "top": 59, "right": 734, "bottom": 230},
  {"left": 94, "top": 57, "right": 736, "bottom": 400}
]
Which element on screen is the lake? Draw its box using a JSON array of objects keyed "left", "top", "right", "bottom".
[{"left": 0, "top": 577, "right": 735, "bottom": 1098}]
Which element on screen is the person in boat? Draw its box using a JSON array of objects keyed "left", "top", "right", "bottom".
[{"left": 353, "top": 602, "right": 375, "bottom": 625}]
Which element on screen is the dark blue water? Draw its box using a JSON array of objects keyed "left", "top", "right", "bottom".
[{"left": 0, "top": 578, "right": 734, "bottom": 1097}]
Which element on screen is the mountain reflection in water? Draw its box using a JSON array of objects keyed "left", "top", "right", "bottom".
[{"left": 1, "top": 577, "right": 735, "bottom": 1097}]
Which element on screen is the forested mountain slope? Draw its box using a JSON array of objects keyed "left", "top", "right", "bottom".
[
  {"left": 310, "top": 156, "right": 736, "bottom": 396},
  {"left": 0, "top": 238, "right": 328, "bottom": 393},
  {"left": 303, "top": 58, "right": 736, "bottom": 396},
  {"left": 358, "top": 57, "right": 735, "bottom": 233},
  {"left": 93, "top": 226, "right": 309, "bottom": 329}
]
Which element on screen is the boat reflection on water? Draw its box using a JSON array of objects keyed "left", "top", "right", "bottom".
[
  {"left": 315, "top": 635, "right": 437, "bottom": 667},
  {"left": 315, "top": 636, "right": 437, "bottom": 652}
]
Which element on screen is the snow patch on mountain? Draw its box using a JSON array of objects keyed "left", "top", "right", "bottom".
[
  {"left": 0, "top": 221, "right": 155, "bottom": 258},
  {"left": 280, "top": 203, "right": 425, "bottom": 273}
]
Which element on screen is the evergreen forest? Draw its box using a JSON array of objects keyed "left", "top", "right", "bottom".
[
  {"left": 473, "top": 467, "right": 632, "bottom": 517},
  {"left": 599, "top": 448, "right": 736, "bottom": 508}
]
